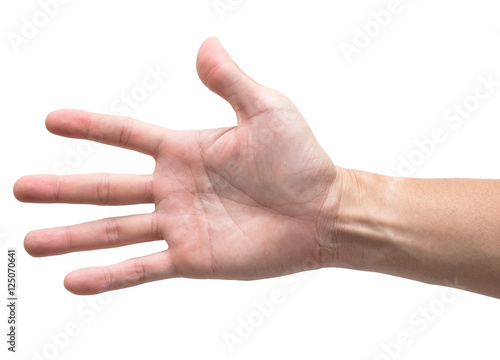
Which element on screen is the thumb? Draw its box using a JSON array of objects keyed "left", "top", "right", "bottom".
[{"left": 196, "top": 37, "right": 265, "bottom": 119}]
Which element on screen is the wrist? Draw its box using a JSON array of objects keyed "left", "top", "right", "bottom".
[{"left": 317, "top": 167, "right": 403, "bottom": 273}]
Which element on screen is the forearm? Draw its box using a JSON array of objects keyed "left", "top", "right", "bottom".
[{"left": 322, "top": 168, "right": 500, "bottom": 298}]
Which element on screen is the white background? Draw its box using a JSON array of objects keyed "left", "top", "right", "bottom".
[{"left": 1, "top": 0, "right": 500, "bottom": 359}]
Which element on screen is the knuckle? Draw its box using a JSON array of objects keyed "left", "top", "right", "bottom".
[
  {"left": 65, "top": 226, "right": 73, "bottom": 252},
  {"left": 132, "top": 260, "right": 147, "bottom": 284},
  {"left": 118, "top": 117, "right": 133, "bottom": 147},
  {"left": 54, "top": 176, "right": 61, "bottom": 202},
  {"left": 144, "top": 175, "right": 154, "bottom": 202},
  {"left": 150, "top": 212, "right": 160, "bottom": 237},
  {"left": 97, "top": 174, "right": 110, "bottom": 204},
  {"left": 102, "top": 267, "right": 113, "bottom": 291},
  {"left": 104, "top": 218, "right": 120, "bottom": 247}
]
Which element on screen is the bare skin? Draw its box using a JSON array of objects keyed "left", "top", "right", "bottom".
[{"left": 13, "top": 38, "right": 500, "bottom": 298}]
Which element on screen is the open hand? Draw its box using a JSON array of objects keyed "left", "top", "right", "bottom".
[{"left": 14, "top": 38, "right": 341, "bottom": 295}]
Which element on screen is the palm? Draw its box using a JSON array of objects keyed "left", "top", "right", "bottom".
[
  {"left": 14, "top": 38, "right": 338, "bottom": 294},
  {"left": 153, "top": 96, "right": 335, "bottom": 280}
]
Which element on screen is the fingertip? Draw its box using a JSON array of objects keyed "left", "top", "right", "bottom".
[
  {"left": 45, "top": 109, "right": 88, "bottom": 136},
  {"left": 13, "top": 176, "right": 25, "bottom": 202},
  {"left": 63, "top": 273, "right": 83, "bottom": 295},
  {"left": 13, "top": 175, "right": 56, "bottom": 203},
  {"left": 13, "top": 175, "right": 39, "bottom": 202},
  {"left": 64, "top": 268, "right": 108, "bottom": 295},
  {"left": 63, "top": 272, "right": 79, "bottom": 294},
  {"left": 24, "top": 229, "right": 66, "bottom": 257},
  {"left": 196, "top": 36, "right": 229, "bottom": 87},
  {"left": 24, "top": 231, "right": 41, "bottom": 257},
  {"left": 45, "top": 109, "right": 67, "bottom": 134},
  {"left": 197, "top": 37, "right": 223, "bottom": 57},
  {"left": 196, "top": 37, "right": 266, "bottom": 119},
  {"left": 64, "top": 271, "right": 91, "bottom": 295},
  {"left": 201, "top": 36, "right": 221, "bottom": 48}
]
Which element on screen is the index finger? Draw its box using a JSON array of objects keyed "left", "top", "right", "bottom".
[{"left": 45, "top": 109, "right": 167, "bottom": 157}]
